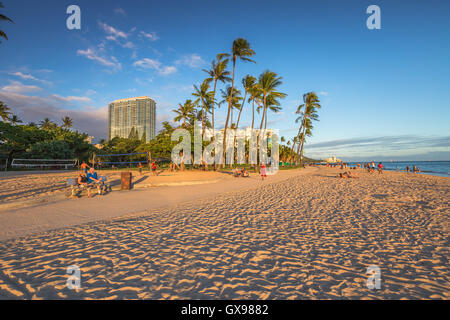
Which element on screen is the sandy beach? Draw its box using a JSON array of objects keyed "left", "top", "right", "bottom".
[{"left": 0, "top": 166, "right": 448, "bottom": 299}]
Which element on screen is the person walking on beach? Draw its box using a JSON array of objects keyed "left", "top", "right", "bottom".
[
  {"left": 260, "top": 163, "right": 267, "bottom": 181},
  {"left": 377, "top": 162, "right": 383, "bottom": 174},
  {"left": 406, "top": 165, "right": 410, "bottom": 173}
]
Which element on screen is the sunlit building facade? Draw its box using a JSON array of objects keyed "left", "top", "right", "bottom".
[{"left": 108, "top": 96, "right": 156, "bottom": 142}]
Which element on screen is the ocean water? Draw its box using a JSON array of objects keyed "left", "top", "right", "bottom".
[{"left": 345, "top": 161, "right": 450, "bottom": 178}]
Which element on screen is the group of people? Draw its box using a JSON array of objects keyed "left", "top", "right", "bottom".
[
  {"left": 233, "top": 167, "right": 250, "bottom": 178},
  {"left": 232, "top": 163, "right": 268, "bottom": 180},
  {"left": 77, "top": 162, "right": 108, "bottom": 198},
  {"left": 405, "top": 165, "right": 420, "bottom": 173},
  {"left": 362, "top": 161, "right": 384, "bottom": 174}
]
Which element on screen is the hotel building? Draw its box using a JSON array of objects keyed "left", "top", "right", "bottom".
[{"left": 108, "top": 96, "right": 156, "bottom": 142}]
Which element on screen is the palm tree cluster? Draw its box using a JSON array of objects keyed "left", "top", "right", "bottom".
[{"left": 172, "top": 38, "right": 288, "bottom": 167}]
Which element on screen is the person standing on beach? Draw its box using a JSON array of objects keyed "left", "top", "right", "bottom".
[
  {"left": 377, "top": 162, "right": 383, "bottom": 174},
  {"left": 151, "top": 161, "right": 157, "bottom": 176},
  {"left": 138, "top": 162, "right": 143, "bottom": 175},
  {"left": 406, "top": 165, "right": 410, "bottom": 173},
  {"left": 260, "top": 163, "right": 267, "bottom": 180},
  {"left": 80, "top": 161, "right": 90, "bottom": 174}
]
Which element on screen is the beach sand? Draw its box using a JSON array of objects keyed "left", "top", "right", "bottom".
[
  {"left": 0, "top": 169, "right": 233, "bottom": 212},
  {"left": 0, "top": 166, "right": 448, "bottom": 299}
]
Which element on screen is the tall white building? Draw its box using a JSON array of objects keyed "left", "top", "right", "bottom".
[{"left": 108, "top": 96, "right": 156, "bottom": 142}]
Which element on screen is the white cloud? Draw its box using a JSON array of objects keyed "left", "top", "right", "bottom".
[
  {"left": 319, "top": 91, "right": 328, "bottom": 96},
  {"left": 122, "top": 41, "right": 135, "bottom": 49},
  {"left": 133, "top": 58, "right": 176, "bottom": 75},
  {"left": 139, "top": 31, "right": 159, "bottom": 41},
  {"left": 114, "top": 8, "right": 126, "bottom": 16},
  {"left": 158, "top": 66, "right": 177, "bottom": 75},
  {"left": 98, "top": 22, "right": 128, "bottom": 39},
  {"left": 77, "top": 48, "right": 122, "bottom": 71},
  {"left": 133, "top": 58, "right": 161, "bottom": 70},
  {"left": 1, "top": 80, "right": 42, "bottom": 94},
  {"left": 175, "top": 53, "right": 205, "bottom": 68},
  {"left": 9, "top": 72, "right": 52, "bottom": 86},
  {"left": 49, "top": 94, "right": 92, "bottom": 103}
]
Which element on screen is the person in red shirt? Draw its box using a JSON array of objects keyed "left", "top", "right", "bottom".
[
  {"left": 377, "top": 162, "right": 383, "bottom": 174},
  {"left": 151, "top": 161, "right": 157, "bottom": 176}
]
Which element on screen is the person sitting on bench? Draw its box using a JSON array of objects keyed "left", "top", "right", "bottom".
[
  {"left": 77, "top": 172, "right": 92, "bottom": 197},
  {"left": 87, "top": 168, "right": 103, "bottom": 197}
]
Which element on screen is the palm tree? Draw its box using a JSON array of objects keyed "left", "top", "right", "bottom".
[
  {"left": 0, "top": 2, "right": 13, "bottom": 43},
  {"left": 235, "top": 75, "right": 256, "bottom": 129},
  {"left": 39, "top": 118, "right": 55, "bottom": 130},
  {"left": 203, "top": 54, "right": 231, "bottom": 136},
  {"left": 220, "top": 86, "right": 242, "bottom": 128},
  {"left": 192, "top": 79, "right": 212, "bottom": 135},
  {"left": 221, "top": 38, "right": 255, "bottom": 167},
  {"left": 264, "top": 93, "right": 282, "bottom": 131},
  {"left": 257, "top": 70, "right": 286, "bottom": 138},
  {"left": 61, "top": 116, "right": 73, "bottom": 128},
  {"left": 9, "top": 114, "right": 22, "bottom": 125},
  {"left": 0, "top": 101, "right": 11, "bottom": 121},
  {"left": 173, "top": 99, "right": 195, "bottom": 127},
  {"left": 290, "top": 136, "right": 298, "bottom": 163},
  {"left": 247, "top": 83, "right": 262, "bottom": 130},
  {"left": 296, "top": 92, "right": 321, "bottom": 164}
]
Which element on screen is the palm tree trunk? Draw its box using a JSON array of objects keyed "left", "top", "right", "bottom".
[
  {"left": 201, "top": 99, "right": 205, "bottom": 136},
  {"left": 212, "top": 80, "right": 217, "bottom": 137},
  {"left": 264, "top": 108, "right": 268, "bottom": 131},
  {"left": 298, "top": 113, "right": 308, "bottom": 165},
  {"left": 211, "top": 79, "right": 218, "bottom": 170},
  {"left": 251, "top": 99, "right": 255, "bottom": 130},
  {"left": 222, "top": 58, "right": 236, "bottom": 168},
  {"left": 257, "top": 95, "right": 267, "bottom": 166},
  {"left": 236, "top": 91, "right": 247, "bottom": 129}
]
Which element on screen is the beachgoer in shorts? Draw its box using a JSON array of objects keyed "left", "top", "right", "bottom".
[{"left": 260, "top": 164, "right": 267, "bottom": 180}]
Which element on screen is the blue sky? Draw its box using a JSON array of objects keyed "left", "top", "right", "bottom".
[{"left": 0, "top": 0, "right": 449, "bottom": 160}]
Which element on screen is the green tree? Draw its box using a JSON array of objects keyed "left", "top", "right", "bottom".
[
  {"left": 9, "top": 115, "right": 22, "bottom": 125},
  {"left": 0, "top": 101, "right": 11, "bottom": 121},
  {"left": 257, "top": 71, "right": 286, "bottom": 164},
  {"left": 221, "top": 38, "right": 255, "bottom": 167},
  {"left": 173, "top": 99, "right": 195, "bottom": 127},
  {"left": 39, "top": 118, "right": 56, "bottom": 130},
  {"left": 192, "top": 79, "right": 213, "bottom": 135},
  {"left": 0, "top": 2, "right": 13, "bottom": 43},
  {"left": 61, "top": 116, "right": 73, "bottom": 128},
  {"left": 296, "top": 92, "right": 321, "bottom": 164},
  {"left": 247, "top": 83, "right": 262, "bottom": 130},
  {"left": 235, "top": 75, "right": 256, "bottom": 129},
  {"left": 203, "top": 54, "right": 231, "bottom": 135},
  {"left": 28, "top": 140, "right": 74, "bottom": 159}
]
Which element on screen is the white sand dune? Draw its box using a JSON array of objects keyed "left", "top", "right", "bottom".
[{"left": 0, "top": 167, "right": 448, "bottom": 299}]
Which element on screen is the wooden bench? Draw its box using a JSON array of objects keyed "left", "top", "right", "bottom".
[{"left": 66, "top": 176, "right": 112, "bottom": 198}]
